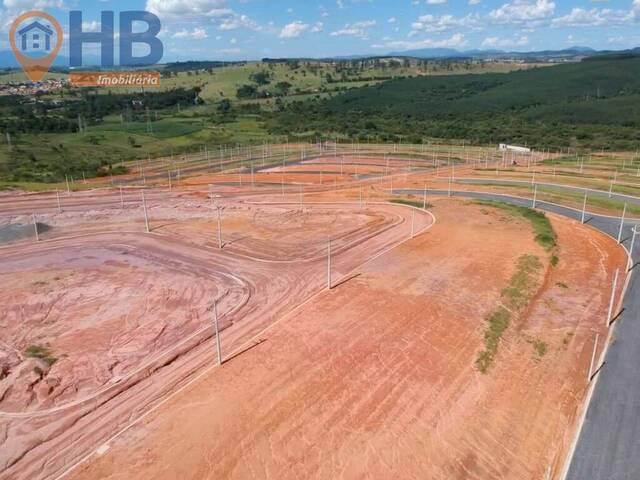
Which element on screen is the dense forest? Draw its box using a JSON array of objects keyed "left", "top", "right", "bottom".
[{"left": 267, "top": 54, "right": 640, "bottom": 150}]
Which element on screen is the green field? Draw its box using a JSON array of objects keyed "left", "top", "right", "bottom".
[
  {"left": 0, "top": 112, "right": 268, "bottom": 183},
  {"left": 1, "top": 59, "right": 541, "bottom": 104},
  {"left": 1, "top": 55, "right": 638, "bottom": 186}
]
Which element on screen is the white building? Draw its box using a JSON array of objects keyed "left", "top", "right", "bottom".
[{"left": 499, "top": 144, "right": 531, "bottom": 153}]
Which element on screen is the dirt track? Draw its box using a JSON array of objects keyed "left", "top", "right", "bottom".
[
  {"left": 63, "top": 199, "right": 625, "bottom": 480},
  {"left": 0, "top": 193, "right": 431, "bottom": 480},
  {"left": 0, "top": 150, "right": 625, "bottom": 480}
]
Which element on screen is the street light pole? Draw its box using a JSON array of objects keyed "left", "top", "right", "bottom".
[{"left": 213, "top": 298, "right": 222, "bottom": 366}]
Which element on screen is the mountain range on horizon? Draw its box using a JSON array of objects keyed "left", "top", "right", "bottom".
[{"left": 0, "top": 46, "right": 638, "bottom": 71}]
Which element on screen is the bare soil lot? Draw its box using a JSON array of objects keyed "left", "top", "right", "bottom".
[{"left": 65, "top": 199, "right": 625, "bottom": 480}]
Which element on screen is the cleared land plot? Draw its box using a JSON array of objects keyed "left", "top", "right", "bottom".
[
  {"left": 0, "top": 194, "right": 429, "bottom": 480},
  {"left": 65, "top": 199, "right": 626, "bottom": 480}
]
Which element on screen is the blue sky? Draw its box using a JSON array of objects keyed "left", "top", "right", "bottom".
[{"left": 1, "top": 0, "right": 640, "bottom": 62}]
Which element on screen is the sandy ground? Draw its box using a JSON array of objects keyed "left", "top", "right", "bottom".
[
  {"left": 64, "top": 199, "right": 625, "bottom": 480},
  {"left": 0, "top": 149, "right": 627, "bottom": 480},
  {"left": 0, "top": 191, "right": 430, "bottom": 480}
]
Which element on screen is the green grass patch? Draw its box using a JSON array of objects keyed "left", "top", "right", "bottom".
[
  {"left": 473, "top": 200, "right": 557, "bottom": 251},
  {"left": 468, "top": 181, "right": 640, "bottom": 216},
  {"left": 24, "top": 345, "right": 57, "bottom": 366},
  {"left": 390, "top": 198, "right": 433, "bottom": 209},
  {"left": 476, "top": 307, "right": 511, "bottom": 374},
  {"left": 476, "top": 254, "right": 544, "bottom": 373},
  {"left": 531, "top": 339, "right": 548, "bottom": 358},
  {"left": 501, "top": 255, "right": 544, "bottom": 310}
]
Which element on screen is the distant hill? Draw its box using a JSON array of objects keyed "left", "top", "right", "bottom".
[
  {"left": 0, "top": 51, "right": 149, "bottom": 70},
  {"left": 0, "top": 50, "right": 72, "bottom": 69},
  {"left": 269, "top": 54, "right": 640, "bottom": 150},
  {"left": 386, "top": 46, "right": 602, "bottom": 61},
  {"left": 387, "top": 48, "right": 463, "bottom": 59}
]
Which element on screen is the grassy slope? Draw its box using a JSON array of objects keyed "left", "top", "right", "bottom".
[
  {"left": 269, "top": 55, "right": 640, "bottom": 149},
  {"left": 0, "top": 60, "right": 537, "bottom": 184}
]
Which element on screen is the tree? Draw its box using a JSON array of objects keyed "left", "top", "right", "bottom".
[
  {"left": 236, "top": 84, "right": 259, "bottom": 99},
  {"left": 250, "top": 70, "right": 272, "bottom": 86},
  {"left": 217, "top": 98, "right": 232, "bottom": 113},
  {"left": 274, "top": 81, "right": 292, "bottom": 96}
]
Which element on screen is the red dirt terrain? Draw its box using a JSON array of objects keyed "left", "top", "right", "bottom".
[
  {"left": 64, "top": 199, "right": 625, "bottom": 480},
  {"left": 0, "top": 194, "right": 430, "bottom": 480}
]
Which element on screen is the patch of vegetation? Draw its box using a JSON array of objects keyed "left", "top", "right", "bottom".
[
  {"left": 551, "top": 254, "right": 559, "bottom": 267},
  {"left": 268, "top": 55, "right": 640, "bottom": 150},
  {"left": 476, "top": 307, "right": 511, "bottom": 373},
  {"left": 390, "top": 198, "right": 433, "bottom": 209},
  {"left": 467, "top": 181, "right": 640, "bottom": 216},
  {"left": 501, "top": 255, "right": 544, "bottom": 310},
  {"left": 531, "top": 339, "right": 548, "bottom": 358},
  {"left": 562, "top": 332, "right": 574, "bottom": 348},
  {"left": 473, "top": 200, "right": 557, "bottom": 251},
  {"left": 556, "top": 282, "right": 569, "bottom": 289},
  {"left": 476, "top": 254, "right": 544, "bottom": 373},
  {"left": 24, "top": 345, "right": 57, "bottom": 366}
]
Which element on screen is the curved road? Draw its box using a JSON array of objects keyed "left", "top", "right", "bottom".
[{"left": 396, "top": 188, "right": 640, "bottom": 480}]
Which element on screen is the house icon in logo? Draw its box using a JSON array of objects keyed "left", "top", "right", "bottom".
[{"left": 18, "top": 21, "right": 53, "bottom": 52}]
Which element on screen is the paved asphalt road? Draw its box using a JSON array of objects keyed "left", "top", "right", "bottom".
[
  {"left": 454, "top": 178, "right": 640, "bottom": 207},
  {"left": 396, "top": 189, "right": 640, "bottom": 480}
]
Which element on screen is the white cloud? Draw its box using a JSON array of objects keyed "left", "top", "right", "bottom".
[
  {"left": 279, "top": 21, "right": 323, "bottom": 38},
  {"left": 145, "top": 0, "right": 231, "bottom": 19},
  {"left": 481, "top": 35, "right": 529, "bottom": 48},
  {"left": 552, "top": 7, "right": 635, "bottom": 27},
  {"left": 145, "top": 0, "right": 270, "bottom": 34},
  {"left": 488, "top": 0, "right": 556, "bottom": 25},
  {"left": 411, "top": 13, "right": 482, "bottom": 33},
  {"left": 330, "top": 19, "right": 376, "bottom": 39},
  {"left": 3, "top": 0, "right": 64, "bottom": 8},
  {"left": 372, "top": 32, "right": 468, "bottom": 50},
  {"left": 173, "top": 26, "right": 208, "bottom": 39}
]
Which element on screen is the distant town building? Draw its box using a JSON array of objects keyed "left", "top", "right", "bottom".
[{"left": 499, "top": 143, "right": 531, "bottom": 153}]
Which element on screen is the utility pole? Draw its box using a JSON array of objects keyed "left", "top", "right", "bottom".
[
  {"left": 411, "top": 209, "right": 415, "bottom": 239},
  {"left": 56, "top": 189, "right": 62, "bottom": 213},
  {"left": 32, "top": 212, "right": 39, "bottom": 242},
  {"left": 299, "top": 185, "right": 304, "bottom": 210},
  {"left": 217, "top": 207, "right": 223, "bottom": 249},
  {"left": 581, "top": 191, "right": 588, "bottom": 224},
  {"left": 532, "top": 184, "right": 538, "bottom": 209},
  {"left": 588, "top": 334, "right": 599, "bottom": 382},
  {"left": 327, "top": 237, "right": 332, "bottom": 290},
  {"left": 629, "top": 225, "right": 639, "bottom": 269},
  {"left": 142, "top": 191, "right": 150, "bottom": 233},
  {"left": 423, "top": 184, "right": 428, "bottom": 210},
  {"left": 617, "top": 203, "right": 627, "bottom": 244},
  {"left": 213, "top": 298, "right": 222, "bottom": 366},
  {"left": 606, "top": 269, "right": 620, "bottom": 326}
]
